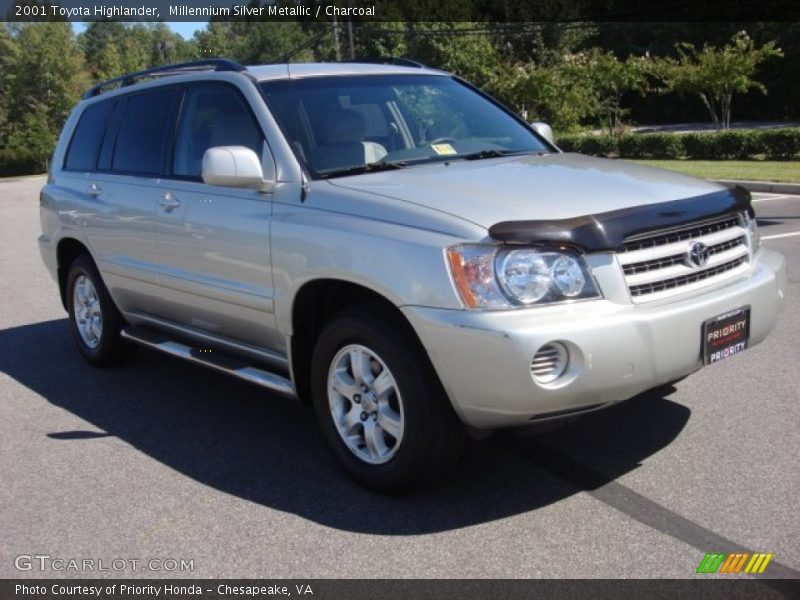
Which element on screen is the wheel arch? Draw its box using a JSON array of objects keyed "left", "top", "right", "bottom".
[
  {"left": 56, "top": 237, "right": 94, "bottom": 310},
  {"left": 289, "top": 278, "right": 429, "bottom": 404}
]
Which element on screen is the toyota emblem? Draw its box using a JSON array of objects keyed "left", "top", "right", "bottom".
[{"left": 687, "top": 242, "right": 710, "bottom": 268}]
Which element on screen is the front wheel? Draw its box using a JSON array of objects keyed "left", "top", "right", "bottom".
[{"left": 310, "top": 309, "right": 464, "bottom": 492}]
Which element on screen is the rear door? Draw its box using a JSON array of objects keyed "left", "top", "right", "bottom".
[
  {"left": 77, "top": 87, "right": 179, "bottom": 315},
  {"left": 151, "top": 82, "right": 277, "bottom": 351}
]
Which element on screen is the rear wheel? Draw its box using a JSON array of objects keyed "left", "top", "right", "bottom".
[
  {"left": 66, "top": 255, "right": 133, "bottom": 366},
  {"left": 311, "top": 309, "right": 464, "bottom": 492}
]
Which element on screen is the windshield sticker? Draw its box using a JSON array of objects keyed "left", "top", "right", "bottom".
[{"left": 431, "top": 143, "right": 457, "bottom": 156}]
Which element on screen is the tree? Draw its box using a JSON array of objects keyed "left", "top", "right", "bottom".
[
  {"left": 656, "top": 31, "right": 782, "bottom": 129},
  {"left": 406, "top": 23, "right": 500, "bottom": 89},
  {"left": 7, "top": 23, "right": 87, "bottom": 137},
  {"left": 95, "top": 39, "right": 123, "bottom": 80},
  {"left": 2, "top": 23, "right": 87, "bottom": 173},
  {"left": 351, "top": 22, "right": 408, "bottom": 61},
  {"left": 586, "top": 50, "right": 651, "bottom": 134},
  {"left": 78, "top": 21, "right": 127, "bottom": 75},
  {"left": 494, "top": 54, "right": 598, "bottom": 132},
  {"left": 117, "top": 26, "right": 149, "bottom": 74},
  {"left": 146, "top": 22, "right": 199, "bottom": 66},
  {"left": 0, "top": 25, "right": 18, "bottom": 148},
  {"left": 5, "top": 105, "right": 55, "bottom": 172},
  {"left": 79, "top": 22, "right": 150, "bottom": 81},
  {"left": 195, "top": 21, "right": 234, "bottom": 59}
]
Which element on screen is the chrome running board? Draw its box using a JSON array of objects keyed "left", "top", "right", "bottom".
[{"left": 121, "top": 327, "right": 296, "bottom": 398}]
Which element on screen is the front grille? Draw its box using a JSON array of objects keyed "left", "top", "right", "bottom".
[
  {"left": 624, "top": 215, "right": 741, "bottom": 251},
  {"left": 628, "top": 256, "right": 747, "bottom": 297},
  {"left": 618, "top": 213, "right": 751, "bottom": 303},
  {"left": 622, "top": 236, "right": 747, "bottom": 276}
]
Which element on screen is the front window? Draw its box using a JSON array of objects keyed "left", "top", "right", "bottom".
[{"left": 260, "top": 74, "right": 551, "bottom": 178}]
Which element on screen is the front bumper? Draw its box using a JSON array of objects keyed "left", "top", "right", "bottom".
[{"left": 403, "top": 248, "right": 786, "bottom": 429}]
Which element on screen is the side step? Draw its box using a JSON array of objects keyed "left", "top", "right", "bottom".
[{"left": 121, "top": 327, "right": 296, "bottom": 398}]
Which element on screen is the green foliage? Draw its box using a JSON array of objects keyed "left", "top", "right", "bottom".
[
  {"left": 715, "top": 131, "right": 758, "bottom": 159},
  {"left": 1, "top": 23, "right": 87, "bottom": 174},
  {"left": 406, "top": 23, "right": 499, "bottom": 89},
  {"left": 616, "top": 135, "right": 645, "bottom": 158},
  {"left": 585, "top": 50, "right": 652, "bottom": 134},
  {"left": 232, "top": 22, "right": 314, "bottom": 63},
  {"left": 554, "top": 135, "right": 581, "bottom": 153},
  {"left": 558, "top": 129, "right": 800, "bottom": 160},
  {"left": 7, "top": 23, "right": 87, "bottom": 130},
  {"left": 579, "top": 135, "right": 618, "bottom": 156},
  {"left": 0, "top": 21, "right": 795, "bottom": 176},
  {"left": 681, "top": 133, "right": 715, "bottom": 159},
  {"left": 493, "top": 55, "right": 599, "bottom": 133},
  {"left": 351, "top": 22, "right": 408, "bottom": 60},
  {"left": 654, "top": 31, "right": 783, "bottom": 129},
  {"left": 79, "top": 22, "right": 190, "bottom": 80},
  {"left": 760, "top": 129, "right": 800, "bottom": 160},
  {"left": 638, "top": 133, "right": 684, "bottom": 159},
  {"left": 0, "top": 26, "right": 18, "bottom": 146},
  {"left": 0, "top": 105, "right": 56, "bottom": 175}
]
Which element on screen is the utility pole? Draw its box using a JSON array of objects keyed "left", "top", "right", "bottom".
[
  {"left": 346, "top": 0, "right": 355, "bottom": 59},
  {"left": 347, "top": 20, "right": 355, "bottom": 59},
  {"left": 332, "top": 17, "right": 342, "bottom": 61}
]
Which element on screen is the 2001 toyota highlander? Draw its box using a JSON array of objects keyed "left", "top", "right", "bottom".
[{"left": 39, "top": 59, "right": 787, "bottom": 491}]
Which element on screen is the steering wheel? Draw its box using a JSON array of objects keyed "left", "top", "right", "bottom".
[{"left": 429, "top": 137, "right": 456, "bottom": 146}]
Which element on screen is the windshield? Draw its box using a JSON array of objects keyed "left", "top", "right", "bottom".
[{"left": 260, "top": 74, "right": 551, "bottom": 178}]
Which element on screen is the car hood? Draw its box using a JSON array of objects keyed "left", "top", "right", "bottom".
[{"left": 327, "top": 153, "right": 725, "bottom": 229}]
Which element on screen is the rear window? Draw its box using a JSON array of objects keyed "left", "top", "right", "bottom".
[
  {"left": 112, "top": 88, "right": 178, "bottom": 175},
  {"left": 64, "top": 100, "right": 114, "bottom": 172}
]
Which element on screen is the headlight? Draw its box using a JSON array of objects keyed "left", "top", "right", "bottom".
[
  {"left": 743, "top": 211, "right": 760, "bottom": 251},
  {"left": 497, "top": 250, "right": 551, "bottom": 303},
  {"left": 447, "top": 245, "right": 601, "bottom": 309}
]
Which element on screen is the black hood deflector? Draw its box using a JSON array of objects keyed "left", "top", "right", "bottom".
[{"left": 488, "top": 186, "right": 753, "bottom": 252}]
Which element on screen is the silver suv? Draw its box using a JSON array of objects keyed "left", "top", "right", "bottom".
[{"left": 39, "top": 59, "right": 786, "bottom": 491}]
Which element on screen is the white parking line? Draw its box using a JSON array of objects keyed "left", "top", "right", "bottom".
[
  {"left": 752, "top": 193, "right": 796, "bottom": 203},
  {"left": 762, "top": 231, "right": 800, "bottom": 240}
]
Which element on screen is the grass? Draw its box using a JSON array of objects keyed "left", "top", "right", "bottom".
[{"left": 630, "top": 160, "right": 800, "bottom": 183}]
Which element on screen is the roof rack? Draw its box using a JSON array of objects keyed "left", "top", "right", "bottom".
[
  {"left": 349, "top": 57, "right": 427, "bottom": 68},
  {"left": 83, "top": 59, "right": 247, "bottom": 99}
]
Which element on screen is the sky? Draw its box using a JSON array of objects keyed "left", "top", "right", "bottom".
[{"left": 72, "top": 21, "right": 207, "bottom": 39}]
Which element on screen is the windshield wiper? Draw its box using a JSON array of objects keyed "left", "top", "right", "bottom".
[
  {"left": 319, "top": 161, "right": 406, "bottom": 179},
  {"left": 460, "top": 149, "right": 546, "bottom": 161}
]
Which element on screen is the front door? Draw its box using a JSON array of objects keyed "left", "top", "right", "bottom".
[{"left": 152, "top": 83, "right": 277, "bottom": 351}]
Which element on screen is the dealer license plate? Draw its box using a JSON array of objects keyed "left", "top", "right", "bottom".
[{"left": 702, "top": 306, "right": 750, "bottom": 365}]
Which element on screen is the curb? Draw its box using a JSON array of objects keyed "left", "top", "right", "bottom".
[
  {"left": 714, "top": 179, "right": 800, "bottom": 195},
  {"left": 0, "top": 174, "right": 47, "bottom": 182}
]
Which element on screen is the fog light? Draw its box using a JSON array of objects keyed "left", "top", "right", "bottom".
[{"left": 531, "top": 343, "right": 569, "bottom": 384}]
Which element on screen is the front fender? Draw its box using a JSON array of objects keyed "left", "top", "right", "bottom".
[{"left": 271, "top": 203, "right": 471, "bottom": 336}]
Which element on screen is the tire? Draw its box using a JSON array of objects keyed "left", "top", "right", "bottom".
[
  {"left": 66, "top": 254, "right": 133, "bottom": 366},
  {"left": 310, "top": 308, "right": 465, "bottom": 493}
]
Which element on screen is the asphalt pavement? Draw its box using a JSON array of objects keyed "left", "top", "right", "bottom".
[{"left": 0, "top": 177, "right": 798, "bottom": 584}]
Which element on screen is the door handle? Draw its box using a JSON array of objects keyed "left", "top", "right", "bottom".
[
  {"left": 159, "top": 192, "right": 180, "bottom": 210},
  {"left": 88, "top": 183, "right": 102, "bottom": 197}
]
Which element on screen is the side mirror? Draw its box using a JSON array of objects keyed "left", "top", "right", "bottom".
[
  {"left": 530, "top": 122, "right": 555, "bottom": 145},
  {"left": 202, "top": 146, "right": 274, "bottom": 193}
]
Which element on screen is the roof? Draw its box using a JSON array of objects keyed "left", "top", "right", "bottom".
[
  {"left": 82, "top": 59, "right": 448, "bottom": 100},
  {"left": 247, "top": 62, "right": 445, "bottom": 81}
]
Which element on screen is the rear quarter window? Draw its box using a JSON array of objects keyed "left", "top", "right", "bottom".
[
  {"left": 111, "top": 88, "right": 178, "bottom": 176},
  {"left": 63, "top": 100, "right": 114, "bottom": 172}
]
